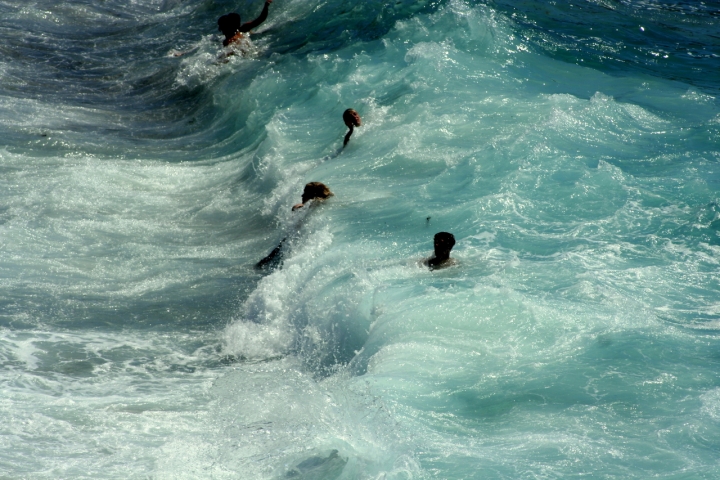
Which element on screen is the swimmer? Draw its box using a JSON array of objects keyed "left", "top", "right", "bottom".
[
  {"left": 292, "top": 182, "right": 334, "bottom": 211},
  {"left": 423, "top": 232, "right": 457, "bottom": 270},
  {"left": 342, "top": 109, "right": 362, "bottom": 147},
  {"left": 218, "top": 0, "right": 272, "bottom": 48},
  {"left": 256, "top": 182, "right": 334, "bottom": 269}
]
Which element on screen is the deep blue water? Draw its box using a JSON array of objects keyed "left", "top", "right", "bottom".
[{"left": 1, "top": 0, "right": 719, "bottom": 478}]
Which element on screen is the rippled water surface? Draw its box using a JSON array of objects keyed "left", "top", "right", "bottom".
[{"left": 1, "top": 0, "right": 719, "bottom": 478}]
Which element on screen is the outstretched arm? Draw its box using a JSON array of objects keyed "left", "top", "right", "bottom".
[{"left": 239, "top": 0, "right": 272, "bottom": 33}]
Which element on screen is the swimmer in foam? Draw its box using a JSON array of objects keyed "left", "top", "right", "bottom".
[
  {"left": 292, "top": 182, "right": 334, "bottom": 211},
  {"left": 342, "top": 109, "right": 362, "bottom": 147},
  {"left": 256, "top": 182, "right": 334, "bottom": 269},
  {"left": 218, "top": 0, "right": 272, "bottom": 48},
  {"left": 423, "top": 232, "right": 457, "bottom": 270}
]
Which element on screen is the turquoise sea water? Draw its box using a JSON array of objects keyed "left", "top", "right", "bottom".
[{"left": 1, "top": 0, "right": 719, "bottom": 478}]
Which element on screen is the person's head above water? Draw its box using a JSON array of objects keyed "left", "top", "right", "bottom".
[
  {"left": 343, "top": 109, "right": 362, "bottom": 129},
  {"left": 293, "top": 182, "right": 334, "bottom": 210},
  {"left": 425, "top": 232, "right": 456, "bottom": 269},
  {"left": 434, "top": 232, "right": 455, "bottom": 257},
  {"left": 218, "top": 13, "right": 241, "bottom": 38},
  {"left": 218, "top": 1, "right": 272, "bottom": 46},
  {"left": 301, "top": 182, "right": 333, "bottom": 203},
  {"left": 342, "top": 109, "right": 362, "bottom": 147}
]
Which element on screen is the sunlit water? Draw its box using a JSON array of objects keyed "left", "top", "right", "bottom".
[{"left": 1, "top": 0, "right": 719, "bottom": 478}]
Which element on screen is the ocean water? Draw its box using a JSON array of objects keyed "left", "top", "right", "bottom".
[{"left": 1, "top": 0, "right": 719, "bottom": 478}]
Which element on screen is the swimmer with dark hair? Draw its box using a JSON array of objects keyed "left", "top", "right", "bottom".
[
  {"left": 218, "top": 0, "right": 272, "bottom": 47},
  {"left": 292, "top": 182, "right": 334, "bottom": 211},
  {"left": 342, "top": 109, "right": 362, "bottom": 147},
  {"left": 256, "top": 182, "right": 334, "bottom": 269},
  {"left": 423, "top": 232, "right": 457, "bottom": 270}
]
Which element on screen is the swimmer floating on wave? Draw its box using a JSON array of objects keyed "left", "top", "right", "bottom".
[
  {"left": 171, "top": 1, "right": 271, "bottom": 58},
  {"left": 342, "top": 109, "right": 362, "bottom": 147},
  {"left": 218, "top": 0, "right": 272, "bottom": 48},
  {"left": 256, "top": 182, "right": 334, "bottom": 270},
  {"left": 423, "top": 232, "right": 457, "bottom": 270},
  {"left": 292, "top": 181, "right": 334, "bottom": 211}
]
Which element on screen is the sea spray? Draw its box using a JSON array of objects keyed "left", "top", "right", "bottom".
[{"left": 1, "top": 0, "right": 719, "bottom": 478}]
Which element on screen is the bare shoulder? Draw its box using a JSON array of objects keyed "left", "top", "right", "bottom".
[
  {"left": 421, "top": 257, "right": 458, "bottom": 270},
  {"left": 430, "top": 258, "right": 457, "bottom": 270}
]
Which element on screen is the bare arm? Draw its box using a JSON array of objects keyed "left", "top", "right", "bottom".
[{"left": 239, "top": 0, "right": 272, "bottom": 33}]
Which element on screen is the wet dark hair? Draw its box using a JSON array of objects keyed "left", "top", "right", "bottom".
[
  {"left": 342, "top": 109, "right": 362, "bottom": 147},
  {"left": 434, "top": 232, "right": 455, "bottom": 249},
  {"left": 218, "top": 13, "right": 241, "bottom": 36},
  {"left": 343, "top": 109, "right": 362, "bottom": 128},
  {"left": 301, "top": 182, "right": 334, "bottom": 203}
]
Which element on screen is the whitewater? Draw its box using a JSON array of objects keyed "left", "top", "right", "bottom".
[{"left": 1, "top": 0, "right": 719, "bottom": 478}]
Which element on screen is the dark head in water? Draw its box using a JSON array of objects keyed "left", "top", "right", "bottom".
[
  {"left": 426, "top": 231, "right": 456, "bottom": 270},
  {"left": 218, "top": 1, "right": 272, "bottom": 47},
  {"left": 218, "top": 13, "right": 241, "bottom": 39},
  {"left": 342, "top": 108, "right": 362, "bottom": 147},
  {"left": 293, "top": 182, "right": 334, "bottom": 211},
  {"left": 302, "top": 182, "right": 333, "bottom": 203},
  {"left": 343, "top": 109, "right": 362, "bottom": 129}
]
